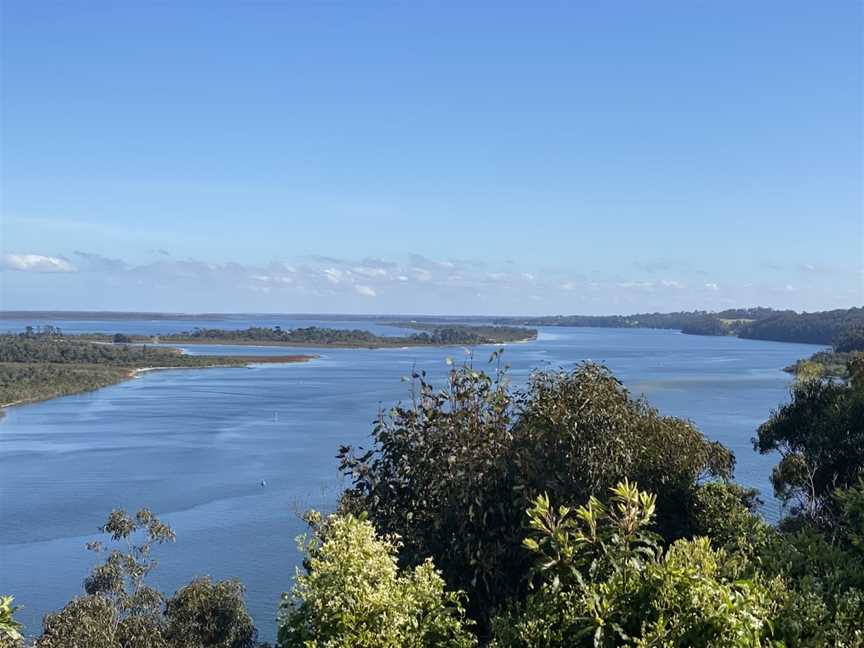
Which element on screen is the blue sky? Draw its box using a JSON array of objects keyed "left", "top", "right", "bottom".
[{"left": 1, "top": 1, "right": 861, "bottom": 314}]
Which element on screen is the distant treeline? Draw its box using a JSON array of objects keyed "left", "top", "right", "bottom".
[
  {"left": 738, "top": 307, "right": 864, "bottom": 346},
  {"left": 496, "top": 307, "right": 864, "bottom": 347},
  {"left": 494, "top": 307, "right": 778, "bottom": 331},
  {"left": 0, "top": 334, "right": 247, "bottom": 368}
]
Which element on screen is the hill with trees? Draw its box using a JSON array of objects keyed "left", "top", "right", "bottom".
[{"left": 738, "top": 307, "right": 864, "bottom": 345}]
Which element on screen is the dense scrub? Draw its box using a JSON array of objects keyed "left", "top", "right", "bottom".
[{"left": 0, "top": 363, "right": 130, "bottom": 406}]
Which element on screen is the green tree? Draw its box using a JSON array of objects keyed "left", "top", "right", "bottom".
[
  {"left": 339, "top": 361, "right": 733, "bottom": 624},
  {"left": 277, "top": 512, "right": 475, "bottom": 648},
  {"left": 165, "top": 578, "right": 257, "bottom": 648},
  {"left": 35, "top": 509, "right": 261, "bottom": 648},
  {"left": 754, "top": 359, "right": 864, "bottom": 521}
]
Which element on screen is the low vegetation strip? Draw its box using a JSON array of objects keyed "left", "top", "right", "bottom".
[{"left": 0, "top": 362, "right": 132, "bottom": 408}]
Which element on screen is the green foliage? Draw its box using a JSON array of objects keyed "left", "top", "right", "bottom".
[
  {"left": 35, "top": 595, "right": 153, "bottom": 648},
  {"left": 751, "top": 480, "right": 864, "bottom": 647},
  {"left": 165, "top": 579, "right": 257, "bottom": 648},
  {"left": 835, "top": 477, "right": 864, "bottom": 555},
  {"left": 339, "top": 360, "right": 733, "bottom": 625},
  {"left": 35, "top": 509, "right": 261, "bottom": 648},
  {"left": 338, "top": 359, "right": 520, "bottom": 623},
  {"left": 834, "top": 324, "right": 864, "bottom": 353},
  {"left": 521, "top": 481, "right": 661, "bottom": 593},
  {"left": 687, "top": 482, "right": 771, "bottom": 559},
  {"left": 512, "top": 365, "right": 733, "bottom": 539},
  {"left": 493, "top": 483, "right": 782, "bottom": 647},
  {"left": 0, "top": 596, "right": 23, "bottom": 648},
  {"left": 759, "top": 525, "right": 864, "bottom": 646},
  {"left": 754, "top": 366, "right": 864, "bottom": 520},
  {"left": 277, "top": 511, "right": 475, "bottom": 648},
  {"left": 680, "top": 315, "right": 728, "bottom": 336}
]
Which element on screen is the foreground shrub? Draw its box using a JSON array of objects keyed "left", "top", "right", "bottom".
[
  {"left": 0, "top": 597, "right": 23, "bottom": 648},
  {"left": 686, "top": 481, "right": 771, "bottom": 559},
  {"left": 759, "top": 482, "right": 864, "bottom": 646},
  {"left": 339, "top": 360, "right": 733, "bottom": 622},
  {"left": 165, "top": 578, "right": 257, "bottom": 648},
  {"left": 34, "top": 509, "right": 260, "bottom": 648},
  {"left": 491, "top": 481, "right": 782, "bottom": 647},
  {"left": 277, "top": 512, "right": 475, "bottom": 648}
]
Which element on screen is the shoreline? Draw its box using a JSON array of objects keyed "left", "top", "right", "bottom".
[{"left": 0, "top": 354, "right": 316, "bottom": 415}]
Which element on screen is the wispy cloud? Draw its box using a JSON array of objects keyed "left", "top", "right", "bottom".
[
  {"left": 354, "top": 285, "right": 377, "bottom": 297},
  {"left": 1, "top": 253, "right": 77, "bottom": 273},
  {"left": 2, "top": 250, "right": 855, "bottom": 314}
]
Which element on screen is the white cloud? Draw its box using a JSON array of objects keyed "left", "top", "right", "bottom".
[
  {"left": 704, "top": 282, "right": 719, "bottom": 291},
  {"left": 616, "top": 281, "right": 654, "bottom": 290},
  {"left": 323, "top": 268, "right": 344, "bottom": 284},
  {"left": 1, "top": 253, "right": 77, "bottom": 273},
  {"left": 354, "top": 284, "right": 377, "bottom": 297}
]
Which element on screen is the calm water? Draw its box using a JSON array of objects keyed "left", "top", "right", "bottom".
[{"left": 0, "top": 321, "right": 822, "bottom": 641}]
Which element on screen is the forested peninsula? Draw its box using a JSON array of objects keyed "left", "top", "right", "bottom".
[{"left": 0, "top": 329, "right": 313, "bottom": 411}]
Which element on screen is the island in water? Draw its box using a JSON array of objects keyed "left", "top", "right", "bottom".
[{"left": 79, "top": 323, "right": 538, "bottom": 348}]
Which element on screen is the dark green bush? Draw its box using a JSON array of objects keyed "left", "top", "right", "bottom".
[{"left": 339, "top": 360, "right": 733, "bottom": 625}]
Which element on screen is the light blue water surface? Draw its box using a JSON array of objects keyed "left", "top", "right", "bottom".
[{"left": 0, "top": 322, "right": 823, "bottom": 641}]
